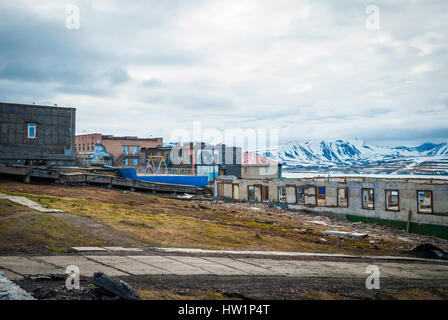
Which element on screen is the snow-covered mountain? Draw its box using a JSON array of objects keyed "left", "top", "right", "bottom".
[{"left": 259, "top": 139, "right": 448, "bottom": 175}]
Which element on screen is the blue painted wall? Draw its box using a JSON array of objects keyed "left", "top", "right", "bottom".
[{"left": 118, "top": 168, "right": 209, "bottom": 188}]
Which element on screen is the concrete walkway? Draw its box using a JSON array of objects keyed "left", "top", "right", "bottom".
[
  {"left": 1, "top": 254, "right": 448, "bottom": 281},
  {"left": 0, "top": 193, "right": 63, "bottom": 213}
]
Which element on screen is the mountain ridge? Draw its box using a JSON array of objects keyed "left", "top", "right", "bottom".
[{"left": 258, "top": 139, "right": 448, "bottom": 175}]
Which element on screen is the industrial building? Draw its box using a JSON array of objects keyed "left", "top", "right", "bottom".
[
  {"left": 0, "top": 102, "right": 76, "bottom": 166},
  {"left": 215, "top": 175, "right": 448, "bottom": 239}
]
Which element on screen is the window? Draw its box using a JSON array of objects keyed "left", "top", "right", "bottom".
[
  {"left": 417, "top": 191, "right": 432, "bottom": 214},
  {"left": 278, "top": 187, "right": 286, "bottom": 203},
  {"left": 385, "top": 190, "right": 400, "bottom": 211},
  {"left": 337, "top": 188, "right": 348, "bottom": 207},
  {"left": 87, "top": 143, "right": 90, "bottom": 151},
  {"left": 297, "top": 186, "right": 305, "bottom": 204},
  {"left": 362, "top": 188, "right": 374, "bottom": 210},
  {"left": 124, "top": 146, "right": 129, "bottom": 155},
  {"left": 317, "top": 187, "right": 326, "bottom": 206},
  {"left": 248, "top": 186, "right": 255, "bottom": 201},
  {"left": 27, "top": 123, "right": 36, "bottom": 138},
  {"left": 83, "top": 144, "right": 85, "bottom": 151},
  {"left": 133, "top": 146, "right": 139, "bottom": 155},
  {"left": 124, "top": 158, "right": 129, "bottom": 166},
  {"left": 133, "top": 158, "right": 138, "bottom": 166}
]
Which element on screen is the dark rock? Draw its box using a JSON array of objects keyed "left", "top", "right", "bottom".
[
  {"left": 93, "top": 272, "right": 141, "bottom": 300},
  {"left": 407, "top": 243, "right": 448, "bottom": 260}
]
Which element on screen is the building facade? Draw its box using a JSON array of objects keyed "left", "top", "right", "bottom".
[
  {"left": 75, "top": 133, "right": 162, "bottom": 169},
  {"left": 214, "top": 176, "right": 448, "bottom": 239},
  {"left": 0, "top": 102, "right": 76, "bottom": 166},
  {"left": 241, "top": 152, "right": 282, "bottom": 179}
]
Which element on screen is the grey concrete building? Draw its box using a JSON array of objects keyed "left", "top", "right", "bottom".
[
  {"left": 0, "top": 102, "right": 76, "bottom": 166},
  {"left": 215, "top": 176, "right": 448, "bottom": 239}
]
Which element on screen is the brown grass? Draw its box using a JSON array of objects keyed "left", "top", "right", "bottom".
[{"left": 0, "top": 181, "right": 415, "bottom": 255}]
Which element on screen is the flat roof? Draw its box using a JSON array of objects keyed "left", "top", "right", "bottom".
[{"left": 0, "top": 101, "right": 76, "bottom": 111}]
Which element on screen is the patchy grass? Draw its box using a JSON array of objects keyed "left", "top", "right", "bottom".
[
  {"left": 0, "top": 181, "right": 417, "bottom": 255},
  {"left": 137, "top": 289, "right": 239, "bottom": 300},
  {"left": 0, "top": 200, "right": 106, "bottom": 253},
  {"left": 381, "top": 288, "right": 448, "bottom": 300}
]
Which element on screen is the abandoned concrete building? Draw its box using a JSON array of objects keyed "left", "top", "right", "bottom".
[
  {"left": 0, "top": 102, "right": 76, "bottom": 166},
  {"left": 75, "top": 133, "right": 162, "bottom": 168},
  {"left": 215, "top": 176, "right": 448, "bottom": 239}
]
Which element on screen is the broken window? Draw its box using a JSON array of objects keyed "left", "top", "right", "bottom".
[
  {"left": 337, "top": 188, "right": 348, "bottom": 207},
  {"left": 417, "top": 191, "right": 432, "bottom": 214},
  {"left": 248, "top": 186, "right": 255, "bottom": 201},
  {"left": 385, "top": 190, "right": 400, "bottom": 211},
  {"left": 317, "top": 187, "right": 326, "bottom": 206},
  {"left": 362, "top": 188, "right": 374, "bottom": 210},
  {"left": 297, "top": 186, "right": 305, "bottom": 204},
  {"left": 278, "top": 187, "right": 286, "bottom": 203}
]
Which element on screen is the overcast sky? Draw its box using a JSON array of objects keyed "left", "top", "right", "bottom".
[{"left": 0, "top": 0, "right": 447, "bottom": 147}]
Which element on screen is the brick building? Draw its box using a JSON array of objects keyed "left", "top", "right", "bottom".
[{"left": 75, "top": 133, "right": 162, "bottom": 168}]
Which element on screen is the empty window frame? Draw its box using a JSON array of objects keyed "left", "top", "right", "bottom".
[
  {"left": 262, "top": 186, "right": 269, "bottom": 202},
  {"left": 278, "top": 187, "right": 286, "bottom": 203},
  {"left": 232, "top": 184, "right": 239, "bottom": 200},
  {"left": 417, "top": 190, "right": 433, "bottom": 214},
  {"left": 27, "top": 123, "right": 37, "bottom": 139},
  {"left": 248, "top": 186, "right": 255, "bottom": 201},
  {"left": 296, "top": 186, "right": 305, "bottom": 204},
  {"left": 337, "top": 188, "right": 348, "bottom": 207},
  {"left": 316, "top": 187, "right": 326, "bottom": 206},
  {"left": 385, "top": 190, "right": 400, "bottom": 211},
  {"left": 216, "top": 183, "right": 224, "bottom": 197},
  {"left": 361, "top": 188, "right": 375, "bottom": 210}
]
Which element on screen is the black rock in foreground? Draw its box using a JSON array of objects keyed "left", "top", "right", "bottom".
[{"left": 93, "top": 272, "right": 141, "bottom": 300}]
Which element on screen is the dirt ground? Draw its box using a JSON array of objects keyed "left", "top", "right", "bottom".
[
  {"left": 0, "top": 180, "right": 447, "bottom": 256},
  {"left": 15, "top": 274, "right": 448, "bottom": 300}
]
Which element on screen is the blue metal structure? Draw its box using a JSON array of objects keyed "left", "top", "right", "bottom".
[{"left": 118, "top": 168, "right": 209, "bottom": 188}]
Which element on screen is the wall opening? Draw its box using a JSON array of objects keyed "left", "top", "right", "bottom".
[
  {"left": 337, "top": 188, "right": 348, "bottom": 207},
  {"left": 232, "top": 184, "right": 239, "bottom": 200},
  {"left": 317, "top": 187, "right": 326, "bottom": 206},
  {"left": 248, "top": 185, "right": 255, "bottom": 201},
  {"left": 278, "top": 187, "right": 286, "bottom": 203},
  {"left": 297, "top": 186, "right": 305, "bottom": 204},
  {"left": 385, "top": 190, "right": 400, "bottom": 211},
  {"left": 417, "top": 190, "right": 433, "bottom": 214},
  {"left": 362, "top": 188, "right": 375, "bottom": 210},
  {"left": 262, "top": 186, "right": 269, "bottom": 202}
]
